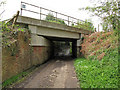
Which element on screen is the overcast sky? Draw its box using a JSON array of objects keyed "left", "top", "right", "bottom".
[{"left": 0, "top": 0, "right": 102, "bottom": 31}]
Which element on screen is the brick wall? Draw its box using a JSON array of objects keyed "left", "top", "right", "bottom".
[{"left": 2, "top": 30, "right": 52, "bottom": 82}]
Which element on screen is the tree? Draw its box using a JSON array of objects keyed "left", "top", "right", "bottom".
[{"left": 79, "top": 0, "right": 119, "bottom": 31}]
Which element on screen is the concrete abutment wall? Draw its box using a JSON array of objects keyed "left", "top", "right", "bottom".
[{"left": 29, "top": 25, "right": 53, "bottom": 66}]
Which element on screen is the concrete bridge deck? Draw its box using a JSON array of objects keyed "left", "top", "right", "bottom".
[{"left": 16, "top": 16, "right": 92, "bottom": 39}]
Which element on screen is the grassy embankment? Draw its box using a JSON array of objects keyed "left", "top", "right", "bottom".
[{"left": 74, "top": 31, "right": 119, "bottom": 88}]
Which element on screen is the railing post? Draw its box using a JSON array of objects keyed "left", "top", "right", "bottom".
[
  {"left": 68, "top": 16, "right": 69, "bottom": 25},
  {"left": 40, "top": 7, "right": 41, "bottom": 20},
  {"left": 77, "top": 19, "right": 79, "bottom": 24},
  {"left": 21, "top": 8, "right": 22, "bottom": 16},
  {"left": 21, "top": 2, "right": 22, "bottom": 16},
  {"left": 56, "top": 12, "right": 57, "bottom": 22}
]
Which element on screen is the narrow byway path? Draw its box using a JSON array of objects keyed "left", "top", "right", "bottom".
[{"left": 14, "top": 57, "right": 79, "bottom": 88}]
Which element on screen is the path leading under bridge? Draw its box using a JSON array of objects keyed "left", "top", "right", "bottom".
[{"left": 13, "top": 57, "right": 80, "bottom": 88}]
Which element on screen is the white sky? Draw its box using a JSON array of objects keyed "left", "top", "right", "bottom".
[{"left": 0, "top": 0, "right": 102, "bottom": 31}]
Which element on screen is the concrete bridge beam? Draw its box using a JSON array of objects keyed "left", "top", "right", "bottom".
[{"left": 29, "top": 25, "right": 51, "bottom": 46}]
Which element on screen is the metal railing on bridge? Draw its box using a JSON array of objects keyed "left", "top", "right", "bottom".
[{"left": 20, "top": 2, "right": 89, "bottom": 29}]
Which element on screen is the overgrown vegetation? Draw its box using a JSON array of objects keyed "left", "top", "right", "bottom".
[
  {"left": 73, "top": 19, "right": 95, "bottom": 31},
  {"left": 81, "top": 31, "right": 118, "bottom": 60},
  {"left": 74, "top": 31, "right": 118, "bottom": 88},
  {"left": 74, "top": 55, "right": 118, "bottom": 88},
  {"left": 2, "top": 20, "right": 32, "bottom": 88},
  {"left": 45, "top": 13, "right": 94, "bottom": 31},
  {"left": 2, "top": 22, "right": 30, "bottom": 56},
  {"left": 45, "top": 13, "right": 66, "bottom": 25},
  {"left": 2, "top": 72, "right": 28, "bottom": 88},
  {"left": 74, "top": 0, "right": 119, "bottom": 88}
]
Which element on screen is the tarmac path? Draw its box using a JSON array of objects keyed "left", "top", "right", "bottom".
[{"left": 13, "top": 56, "right": 80, "bottom": 88}]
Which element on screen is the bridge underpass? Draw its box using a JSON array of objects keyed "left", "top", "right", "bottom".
[
  {"left": 14, "top": 15, "right": 90, "bottom": 65},
  {"left": 3, "top": 2, "right": 93, "bottom": 88},
  {"left": 11, "top": 32, "right": 80, "bottom": 88},
  {"left": 12, "top": 31, "right": 81, "bottom": 88},
  {"left": 44, "top": 36, "right": 78, "bottom": 59}
]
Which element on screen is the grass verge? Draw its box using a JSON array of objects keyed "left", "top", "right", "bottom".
[{"left": 74, "top": 56, "right": 118, "bottom": 88}]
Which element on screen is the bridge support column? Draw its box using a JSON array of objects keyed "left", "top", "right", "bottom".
[
  {"left": 72, "top": 33, "right": 83, "bottom": 58},
  {"left": 72, "top": 40, "right": 77, "bottom": 58},
  {"left": 77, "top": 39, "right": 81, "bottom": 57},
  {"left": 77, "top": 34, "right": 84, "bottom": 57}
]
